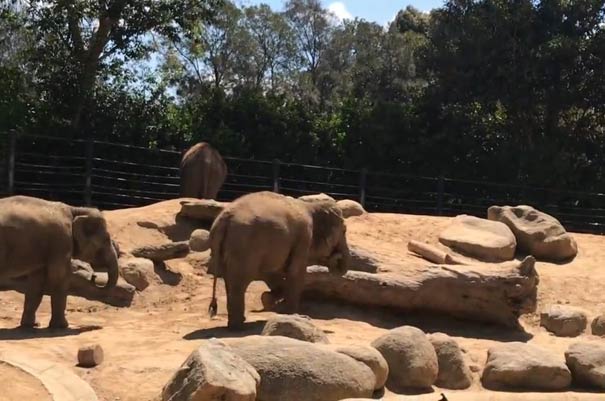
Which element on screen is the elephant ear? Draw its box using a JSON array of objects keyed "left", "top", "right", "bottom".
[
  {"left": 73, "top": 214, "right": 106, "bottom": 259},
  {"left": 310, "top": 201, "right": 345, "bottom": 250}
]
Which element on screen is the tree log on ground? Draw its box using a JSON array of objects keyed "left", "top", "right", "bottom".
[{"left": 303, "top": 256, "right": 538, "bottom": 327}]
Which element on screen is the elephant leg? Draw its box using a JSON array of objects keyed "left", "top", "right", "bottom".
[
  {"left": 261, "top": 273, "right": 285, "bottom": 310},
  {"left": 225, "top": 275, "right": 250, "bottom": 331},
  {"left": 282, "top": 242, "right": 310, "bottom": 314},
  {"left": 47, "top": 259, "right": 70, "bottom": 329},
  {"left": 20, "top": 270, "right": 45, "bottom": 329}
]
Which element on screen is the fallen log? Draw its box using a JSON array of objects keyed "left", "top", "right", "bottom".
[
  {"left": 303, "top": 256, "right": 539, "bottom": 327},
  {"left": 407, "top": 240, "right": 461, "bottom": 265}
]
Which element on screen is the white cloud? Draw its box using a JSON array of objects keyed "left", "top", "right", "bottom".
[{"left": 328, "top": 2, "right": 353, "bottom": 22}]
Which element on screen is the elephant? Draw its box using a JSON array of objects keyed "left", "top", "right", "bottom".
[
  {"left": 179, "top": 142, "right": 228, "bottom": 200},
  {"left": 0, "top": 195, "right": 119, "bottom": 329},
  {"left": 208, "top": 191, "right": 351, "bottom": 330}
]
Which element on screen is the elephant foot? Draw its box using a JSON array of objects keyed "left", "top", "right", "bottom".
[
  {"left": 261, "top": 291, "right": 280, "bottom": 310},
  {"left": 49, "top": 317, "right": 69, "bottom": 330},
  {"left": 227, "top": 318, "right": 246, "bottom": 331},
  {"left": 18, "top": 321, "right": 40, "bottom": 330}
]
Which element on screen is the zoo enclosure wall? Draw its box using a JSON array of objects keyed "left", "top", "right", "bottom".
[{"left": 1, "top": 131, "right": 605, "bottom": 234}]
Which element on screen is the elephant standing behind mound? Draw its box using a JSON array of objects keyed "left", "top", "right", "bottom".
[
  {"left": 208, "top": 191, "right": 351, "bottom": 330},
  {"left": 0, "top": 196, "right": 119, "bottom": 328},
  {"left": 180, "top": 142, "right": 227, "bottom": 200}
]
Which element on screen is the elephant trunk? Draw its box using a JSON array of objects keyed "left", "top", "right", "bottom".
[
  {"left": 327, "top": 237, "right": 350, "bottom": 276},
  {"left": 93, "top": 245, "right": 119, "bottom": 289}
]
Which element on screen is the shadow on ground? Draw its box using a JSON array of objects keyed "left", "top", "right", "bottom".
[
  {"left": 183, "top": 320, "right": 266, "bottom": 340},
  {"left": 0, "top": 325, "right": 102, "bottom": 340}
]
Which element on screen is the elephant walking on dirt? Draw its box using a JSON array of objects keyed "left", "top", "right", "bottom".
[
  {"left": 208, "top": 191, "right": 351, "bottom": 330},
  {"left": 179, "top": 142, "right": 227, "bottom": 200},
  {"left": 0, "top": 196, "right": 119, "bottom": 329}
]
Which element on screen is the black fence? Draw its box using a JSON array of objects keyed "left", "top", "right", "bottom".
[{"left": 2, "top": 131, "right": 605, "bottom": 234}]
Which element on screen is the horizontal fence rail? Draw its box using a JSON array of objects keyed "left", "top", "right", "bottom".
[{"left": 2, "top": 131, "right": 605, "bottom": 234}]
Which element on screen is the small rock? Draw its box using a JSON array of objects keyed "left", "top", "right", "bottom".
[
  {"left": 119, "top": 257, "right": 156, "bottom": 291},
  {"left": 371, "top": 326, "right": 438, "bottom": 390},
  {"left": 179, "top": 199, "right": 227, "bottom": 221},
  {"left": 591, "top": 314, "right": 605, "bottom": 336},
  {"left": 429, "top": 333, "right": 472, "bottom": 389},
  {"left": 78, "top": 344, "right": 104, "bottom": 367},
  {"left": 262, "top": 315, "right": 329, "bottom": 343},
  {"left": 189, "top": 229, "right": 211, "bottom": 252},
  {"left": 481, "top": 343, "right": 571, "bottom": 391},
  {"left": 540, "top": 305, "right": 587, "bottom": 337},
  {"left": 487, "top": 205, "right": 578, "bottom": 261},
  {"left": 565, "top": 341, "right": 605, "bottom": 389},
  {"left": 324, "top": 344, "right": 389, "bottom": 390},
  {"left": 336, "top": 199, "right": 366, "bottom": 218},
  {"left": 298, "top": 193, "right": 336, "bottom": 203},
  {"left": 161, "top": 339, "right": 260, "bottom": 401},
  {"left": 131, "top": 241, "right": 190, "bottom": 262}
]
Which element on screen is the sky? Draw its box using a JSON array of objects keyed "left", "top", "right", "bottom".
[{"left": 237, "top": 0, "right": 444, "bottom": 25}]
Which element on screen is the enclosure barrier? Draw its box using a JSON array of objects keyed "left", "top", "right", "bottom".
[{"left": 2, "top": 130, "right": 605, "bottom": 234}]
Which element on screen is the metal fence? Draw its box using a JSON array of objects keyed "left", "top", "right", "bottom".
[{"left": 3, "top": 130, "right": 605, "bottom": 234}]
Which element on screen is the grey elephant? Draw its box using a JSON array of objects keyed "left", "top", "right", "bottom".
[
  {"left": 208, "top": 191, "right": 350, "bottom": 330},
  {"left": 0, "top": 196, "right": 119, "bottom": 329},
  {"left": 180, "top": 142, "right": 228, "bottom": 200}
]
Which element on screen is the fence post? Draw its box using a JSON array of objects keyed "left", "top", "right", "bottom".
[
  {"left": 272, "top": 159, "right": 280, "bottom": 193},
  {"left": 359, "top": 168, "right": 368, "bottom": 207},
  {"left": 7, "top": 130, "right": 16, "bottom": 195},
  {"left": 84, "top": 137, "right": 94, "bottom": 206},
  {"left": 437, "top": 175, "right": 445, "bottom": 216}
]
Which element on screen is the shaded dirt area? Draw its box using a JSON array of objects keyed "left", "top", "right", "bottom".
[{"left": 1, "top": 199, "right": 604, "bottom": 401}]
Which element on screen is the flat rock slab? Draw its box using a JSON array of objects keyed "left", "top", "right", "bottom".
[
  {"left": 488, "top": 205, "right": 578, "bottom": 261},
  {"left": 540, "top": 305, "right": 587, "bottom": 337},
  {"left": 439, "top": 215, "right": 516, "bottom": 262},
  {"left": 565, "top": 342, "right": 605, "bottom": 389},
  {"left": 0, "top": 352, "right": 98, "bottom": 401},
  {"left": 131, "top": 242, "right": 190, "bottom": 262},
  {"left": 179, "top": 199, "right": 227, "bottom": 221},
  {"left": 481, "top": 343, "right": 571, "bottom": 391}
]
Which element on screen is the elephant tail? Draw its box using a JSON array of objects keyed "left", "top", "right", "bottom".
[{"left": 208, "top": 210, "right": 230, "bottom": 318}]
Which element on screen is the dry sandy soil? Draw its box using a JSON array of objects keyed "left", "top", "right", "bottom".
[{"left": 1, "top": 199, "right": 605, "bottom": 401}]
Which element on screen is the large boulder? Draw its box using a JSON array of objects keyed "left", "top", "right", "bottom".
[
  {"left": 322, "top": 345, "right": 389, "bottom": 390},
  {"left": 487, "top": 205, "right": 578, "bottom": 261},
  {"left": 131, "top": 241, "right": 190, "bottom": 262},
  {"left": 481, "top": 343, "right": 571, "bottom": 391},
  {"left": 298, "top": 193, "right": 336, "bottom": 203},
  {"left": 189, "top": 229, "right": 211, "bottom": 252},
  {"left": 336, "top": 199, "right": 366, "bottom": 218},
  {"left": 591, "top": 314, "right": 605, "bottom": 336},
  {"left": 428, "top": 333, "right": 472, "bottom": 389},
  {"left": 179, "top": 199, "right": 226, "bottom": 222},
  {"left": 118, "top": 257, "right": 156, "bottom": 291},
  {"left": 564, "top": 342, "right": 605, "bottom": 389},
  {"left": 161, "top": 339, "right": 260, "bottom": 401},
  {"left": 225, "top": 336, "right": 375, "bottom": 401},
  {"left": 371, "top": 326, "right": 438, "bottom": 391},
  {"left": 438, "top": 215, "right": 516, "bottom": 262},
  {"left": 261, "top": 314, "right": 329, "bottom": 344},
  {"left": 540, "top": 305, "right": 587, "bottom": 337}
]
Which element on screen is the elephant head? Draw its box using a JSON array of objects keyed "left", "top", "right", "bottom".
[
  {"left": 306, "top": 200, "right": 351, "bottom": 276},
  {"left": 71, "top": 208, "right": 119, "bottom": 289}
]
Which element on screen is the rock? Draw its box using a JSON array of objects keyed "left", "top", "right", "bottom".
[
  {"left": 118, "top": 257, "right": 156, "bottom": 291},
  {"left": 298, "top": 193, "right": 336, "bottom": 203},
  {"left": 261, "top": 314, "right": 329, "bottom": 343},
  {"left": 428, "top": 333, "right": 472, "bottom": 389},
  {"left": 77, "top": 344, "right": 104, "bottom": 368},
  {"left": 371, "top": 326, "right": 438, "bottom": 391},
  {"left": 565, "top": 342, "right": 605, "bottom": 389},
  {"left": 69, "top": 262, "right": 136, "bottom": 307},
  {"left": 336, "top": 199, "right": 366, "bottom": 218},
  {"left": 540, "top": 305, "right": 587, "bottom": 337},
  {"left": 481, "top": 343, "right": 571, "bottom": 391},
  {"left": 591, "top": 314, "right": 605, "bottom": 336},
  {"left": 487, "top": 205, "right": 578, "bottom": 261},
  {"left": 226, "top": 336, "right": 375, "bottom": 401},
  {"left": 189, "top": 229, "right": 211, "bottom": 252},
  {"left": 161, "top": 339, "right": 260, "bottom": 401},
  {"left": 438, "top": 215, "right": 516, "bottom": 262},
  {"left": 131, "top": 241, "right": 190, "bottom": 262},
  {"left": 323, "top": 345, "right": 389, "bottom": 390},
  {"left": 349, "top": 245, "right": 380, "bottom": 273},
  {"left": 179, "top": 199, "right": 226, "bottom": 221}
]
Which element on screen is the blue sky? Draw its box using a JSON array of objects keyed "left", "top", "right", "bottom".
[{"left": 237, "top": 0, "right": 444, "bottom": 25}]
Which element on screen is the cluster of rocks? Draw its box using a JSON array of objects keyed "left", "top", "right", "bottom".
[
  {"left": 437, "top": 205, "right": 578, "bottom": 263},
  {"left": 540, "top": 304, "right": 605, "bottom": 338}
]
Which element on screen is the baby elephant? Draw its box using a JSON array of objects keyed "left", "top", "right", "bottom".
[{"left": 208, "top": 191, "right": 350, "bottom": 330}]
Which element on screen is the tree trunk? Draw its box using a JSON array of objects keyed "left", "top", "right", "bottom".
[{"left": 303, "top": 256, "right": 539, "bottom": 328}]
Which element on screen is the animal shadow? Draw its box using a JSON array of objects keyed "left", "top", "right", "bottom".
[
  {"left": 183, "top": 320, "right": 266, "bottom": 340},
  {"left": 0, "top": 325, "right": 102, "bottom": 340}
]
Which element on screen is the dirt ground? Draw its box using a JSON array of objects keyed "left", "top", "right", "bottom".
[{"left": 1, "top": 199, "right": 605, "bottom": 401}]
